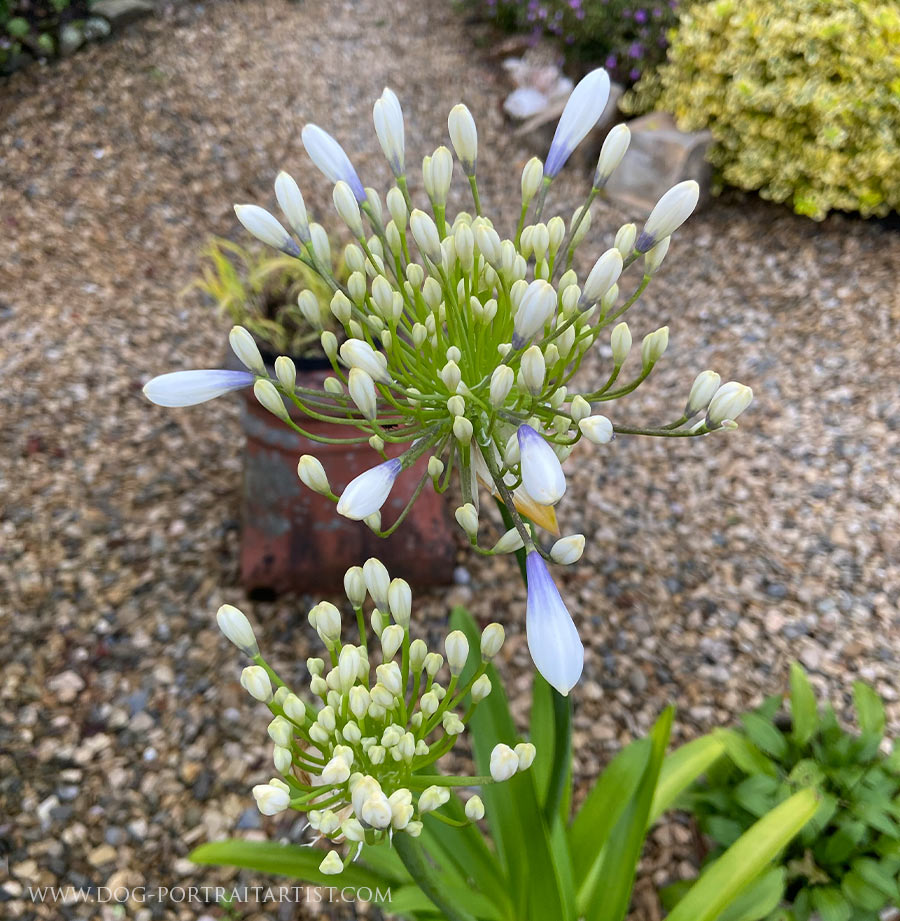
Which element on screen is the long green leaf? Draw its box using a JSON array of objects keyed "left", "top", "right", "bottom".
[
  {"left": 648, "top": 734, "right": 726, "bottom": 825},
  {"left": 190, "top": 840, "right": 389, "bottom": 891},
  {"left": 853, "top": 681, "right": 885, "bottom": 745},
  {"left": 569, "top": 737, "right": 652, "bottom": 887},
  {"left": 452, "top": 606, "right": 572, "bottom": 921},
  {"left": 666, "top": 789, "right": 819, "bottom": 921},
  {"left": 713, "top": 868, "right": 785, "bottom": 921},
  {"left": 584, "top": 707, "right": 674, "bottom": 921},
  {"left": 790, "top": 663, "right": 819, "bottom": 746},
  {"left": 531, "top": 671, "right": 556, "bottom": 806}
]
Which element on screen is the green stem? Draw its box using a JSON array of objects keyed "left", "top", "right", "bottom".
[
  {"left": 393, "top": 835, "right": 478, "bottom": 921},
  {"left": 545, "top": 686, "right": 572, "bottom": 825}
]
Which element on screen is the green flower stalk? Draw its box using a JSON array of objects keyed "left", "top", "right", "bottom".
[
  {"left": 216, "top": 560, "right": 532, "bottom": 876},
  {"left": 144, "top": 69, "right": 753, "bottom": 695}
]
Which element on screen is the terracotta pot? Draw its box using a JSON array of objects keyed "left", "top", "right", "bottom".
[{"left": 235, "top": 354, "right": 455, "bottom": 597}]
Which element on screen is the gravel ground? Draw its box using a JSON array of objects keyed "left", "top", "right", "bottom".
[{"left": 2, "top": 0, "right": 900, "bottom": 918}]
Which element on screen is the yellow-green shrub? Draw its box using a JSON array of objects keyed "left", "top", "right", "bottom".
[{"left": 626, "top": 0, "right": 900, "bottom": 219}]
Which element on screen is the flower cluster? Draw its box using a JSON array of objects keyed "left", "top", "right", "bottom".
[
  {"left": 216, "top": 559, "right": 533, "bottom": 875},
  {"left": 144, "top": 70, "right": 753, "bottom": 696}
]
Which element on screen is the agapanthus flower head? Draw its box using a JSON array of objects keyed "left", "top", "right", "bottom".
[
  {"left": 144, "top": 77, "right": 751, "bottom": 693},
  {"left": 218, "top": 561, "right": 525, "bottom": 873}
]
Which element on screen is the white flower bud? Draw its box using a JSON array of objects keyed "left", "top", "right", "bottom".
[
  {"left": 521, "top": 157, "right": 544, "bottom": 205},
  {"left": 445, "top": 631, "right": 469, "bottom": 676},
  {"left": 424, "top": 652, "right": 443, "bottom": 677},
  {"left": 686, "top": 370, "right": 722, "bottom": 417},
  {"left": 637, "top": 180, "right": 700, "bottom": 251},
  {"left": 614, "top": 222, "right": 637, "bottom": 255},
  {"left": 267, "top": 715, "right": 293, "bottom": 747},
  {"left": 274, "top": 171, "right": 310, "bottom": 242},
  {"left": 228, "top": 326, "right": 265, "bottom": 375},
  {"left": 418, "top": 785, "right": 450, "bottom": 814},
  {"left": 363, "top": 558, "right": 391, "bottom": 608},
  {"left": 471, "top": 674, "right": 492, "bottom": 702},
  {"left": 333, "top": 180, "right": 364, "bottom": 237},
  {"left": 373, "top": 87, "right": 405, "bottom": 176},
  {"left": 321, "top": 755, "right": 352, "bottom": 786},
  {"left": 234, "top": 204, "right": 296, "bottom": 254},
  {"left": 254, "top": 379, "right": 289, "bottom": 423},
  {"left": 545, "top": 68, "right": 611, "bottom": 178},
  {"left": 594, "top": 124, "right": 630, "bottom": 187},
  {"left": 453, "top": 416, "right": 474, "bottom": 443},
  {"left": 240, "top": 665, "right": 272, "bottom": 702},
  {"left": 424, "top": 146, "right": 453, "bottom": 206},
  {"left": 310, "top": 222, "right": 331, "bottom": 266},
  {"left": 409, "top": 208, "right": 442, "bottom": 262},
  {"left": 338, "top": 460, "right": 401, "bottom": 520},
  {"left": 348, "top": 368, "right": 377, "bottom": 420},
  {"left": 386, "top": 188, "right": 408, "bottom": 231},
  {"left": 297, "top": 455, "right": 331, "bottom": 496},
  {"left": 550, "top": 534, "right": 585, "bottom": 565},
  {"left": 579, "top": 415, "right": 614, "bottom": 444},
  {"left": 520, "top": 345, "right": 546, "bottom": 395},
  {"left": 489, "top": 365, "right": 515, "bottom": 407},
  {"left": 465, "top": 795, "right": 485, "bottom": 821},
  {"left": 513, "top": 280, "right": 557, "bottom": 348},
  {"left": 380, "top": 624, "right": 404, "bottom": 662},
  {"left": 569, "top": 206, "right": 592, "bottom": 249},
  {"left": 644, "top": 236, "right": 671, "bottom": 275},
  {"left": 569, "top": 395, "right": 590, "bottom": 423},
  {"left": 312, "top": 601, "right": 341, "bottom": 645},
  {"left": 420, "top": 690, "right": 439, "bottom": 717},
  {"left": 349, "top": 686, "right": 370, "bottom": 720},
  {"left": 283, "top": 693, "right": 306, "bottom": 724},
  {"left": 480, "top": 623, "right": 505, "bottom": 658},
  {"left": 321, "top": 330, "right": 338, "bottom": 361},
  {"left": 515, "top": 742, "right": 537, "bottom": 771},
  {"left": 610, "top": 322, "right": 632, "bottom": 366},
  {"left": 343, "top": 565, "right": 366, "bottom": 607},
  {"left": 641, "top": 327, "right": 669, "bottom": 369},
  {"left": 216, "top": 604, "right": 259, "bottom": 656},
  {"left": 302, "top": 124, "right": 365, "bottom": 201},
  {"left": 448, "top": 104, "right": 478, "bottom": 173},
  {"left": 490, "top": 743, "right": 519, "bottom": 781},
  {"left": 707, "top": 381, "right": 753, "bottom": 427},
  {"left": 252, "top": 783, "right": 291, "bottom": 815},
  {"left": 273, "top": 746, "right": 292, "bottom": 774},
  {"left": 442, "top": 712, "right": 464, "bottom": 735},
  {"left": 579, "top": 249, "right": 623, "bottom": 309},
  {"left": 518, "top": 424, "right": 566, "bottom": 506},
  {"left": 454, "top": 503, "right": 479, "bottom": 540},
  {"left": 385, "top": 578, "right": 411, "bottom": 629},
  {"left": 340, "top": 339, "right": 390, "bottom": 384}
]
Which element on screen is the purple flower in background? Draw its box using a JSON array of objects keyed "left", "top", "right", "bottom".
[
  {"left": 635, "top": 8, "right": 648, "bottom": 22},
  {"left": 575, "top": 8, "right": 585, "bottom": 18},
  {"left": 628, "top": 42, "right": 644, "bottom": 59},
  {"left": 630, "top": 68, "right": 641, "bottom": 81},
  {"left": 605, "top": 53, "right": 617, "bottom": 69}
]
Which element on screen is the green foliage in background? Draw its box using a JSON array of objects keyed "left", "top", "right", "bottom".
[
  {"left": 186, "top": 238, "right": 341, "bottom": 359},
  {"left": 626, "top": 0, "right": 900, "bottom": 219},
  {"left": 676, "top": 664, "right": 900, "bottom": 921},
  {"left": 1, "top": 0, "right": 87, "bottom": 69},
  {"left": 192, "top": 608, "right": 819, "bottom": 921}
]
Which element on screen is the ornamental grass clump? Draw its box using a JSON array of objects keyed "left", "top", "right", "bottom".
[
  {"left": 626, "top": 0, "right": 900, "bottom": 219},
  {"left": 216, "top": 559, "right": 530, "bottom": 877},
  {"left": 144, "top": 70, "right": 753, "bottom": 697}
]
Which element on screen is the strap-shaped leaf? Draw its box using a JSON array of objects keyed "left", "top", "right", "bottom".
[
  {"left": 190, "top": 839, "right": 389, "bottom": 890},
  {"left": 451, "top": 605, "right": 573, "bottom": 921},
  {"left": 713, "top": 867, "right": 785, "bottom": 921},
  {"left": 665, "top": 789, "right": 819, "bottom": 921},
  {"left": 789, "top": 663, "right": 818, "bottom": 746},
  {"left": 853, "top": 680, "right": 886, "bottom": 750},
  {"left": 715, "top": 728, "right": 777, "bottom": 777},
  {"left": 648, "top": 733, "right": 726, "bottom": 825},
  {"left": 583, "top": 707, "right": 674, "bottom": 921}
]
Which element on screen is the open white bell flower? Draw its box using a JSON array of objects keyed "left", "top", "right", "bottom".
[
  {"left": 216, "top": 604, "right": 259, "bottom": 656},
  {"left": 707, "top": 381, "right": 754, "bottom": 427},
  {"left": 489, "top": 743, "right": 519, "bottom": 782},
  {"left": 233, "top": 204, "right": 298, "bottom": 254},
  {"left": 448, "top": 104, "right": 478, "bottom": 174},
  {"left": 579, "top": 415, "right": 614, "bottom": 445},
  {"left": 252, "top": 782, "right": 291, "bottom": 816},
  {"left": 373, "top": 87, "right": 405, "bottom": 177},
  {"left": 594, "top": 123, "right": 630, "bottom": 188},
  {"left": 273, "top": 171, "right": 310, "bottom": 242},
  {"left": 579, "top": 248, "right": 623, "bottom": 309},
  {"left": 636, "top": 180, "right": 700, "bottom": 252},
  {"left": 301, "top": 124, "right": 366, "bottom": 202},
  {"left": 517, "top": 424, "right": 566, "bottom": 506},
  {"left": 525, "top": 551, "right": 584, "bottom": 696},
  {"left": 544, "top": 68, "right": 611, "bottom": 178},
  {"left": 336, "top": 459, "right": 402, "bottom": 520},
  {"left": 512, "top": 279, "right": 557, "bottom": 348},
  {"left": 142, "top": 369, "right": 254, "bottom": 407},
  {"left": 339, "top": 339, "right": 391, "bottom": 383}
]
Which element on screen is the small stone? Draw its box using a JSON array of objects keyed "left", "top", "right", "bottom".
[
  {"left": 47, "top": 670, "right": 85, "bottom": 703},
  {"left": 58, "top": 23, "right": 84, "bottom": 58},
  {"left": 88, "top": 844, "right": 117, "bottom": 868},
  {"left": 89, "top": 0, "right": 154, "bottom": 26}
]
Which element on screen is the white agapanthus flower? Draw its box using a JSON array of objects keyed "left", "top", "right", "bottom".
[{"left": 144, "top": 72, "right": 752, "bottom": 694}]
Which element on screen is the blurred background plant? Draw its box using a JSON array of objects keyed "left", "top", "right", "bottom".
[
  {"left": 472, "top": 0, "right": 678, "bottom": 87},
  {"left": 669, "top": 664, "right": 900, "bottom": 920},
  {"left": 1, "top": 0, "right": 101, "bottom": 71},
  {"left": 186, "top": 237, "right": 345, "bottom": 360},
  {"left": 625, "top": 0, "right": 900, "bottom": 219}
]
